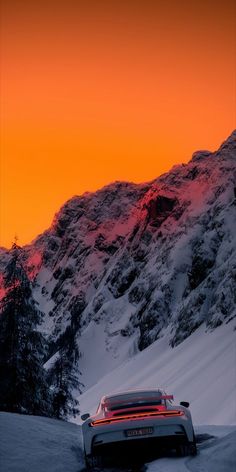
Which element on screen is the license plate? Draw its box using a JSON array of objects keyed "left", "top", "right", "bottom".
[{"left": 125, "top": 427, "right": 154, "bottom": 437}]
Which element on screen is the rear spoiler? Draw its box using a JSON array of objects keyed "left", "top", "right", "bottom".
[
  {"left": 103, "top": 393, "right": 174, "bottom": 408},
  {"left": 161, "top": 395, "right": 174, "bottom": 401}
]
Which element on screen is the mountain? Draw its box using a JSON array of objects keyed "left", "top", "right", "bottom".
[{"left": 0, "top": 130, "right": 235, "bottom": 412}]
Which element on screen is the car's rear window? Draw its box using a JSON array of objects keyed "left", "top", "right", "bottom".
[{"left": 104, "top": 391, "right": 163, "bottom": 411}]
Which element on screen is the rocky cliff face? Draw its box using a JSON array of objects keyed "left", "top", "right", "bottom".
[{"left": 1, "top": 131, "right": 236, "bottom": 389}]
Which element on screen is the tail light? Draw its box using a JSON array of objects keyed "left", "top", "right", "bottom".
[{"left": 90, "top": 410, "right": 184, "bottom": 426}]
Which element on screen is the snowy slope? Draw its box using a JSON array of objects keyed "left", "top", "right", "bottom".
[
  {"left": 77, "top": 319, "right": 236, "bottom": 426},
  {"left": 1, "top": 412, "right": 236, "bottom": 472},
  {"left": 0, "top": 412, "right": 83, "bottom": 472}
]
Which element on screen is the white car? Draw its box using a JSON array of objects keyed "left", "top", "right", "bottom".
[{"left": 81, "top": 388, "right": 197, "bottom": 467}]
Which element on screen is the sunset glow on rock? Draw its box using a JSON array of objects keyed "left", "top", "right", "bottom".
[{"left": 1, "top": 0, "right": 235, "bottom": 247}]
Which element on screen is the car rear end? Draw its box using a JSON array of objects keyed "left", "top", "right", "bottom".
[{"left": 82, "top": 390, "right": 196, "bottom": 464}]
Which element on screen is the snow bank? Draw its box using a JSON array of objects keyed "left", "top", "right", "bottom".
[{"left": 0, "top": 412, "right": 84, "bottom": 472}]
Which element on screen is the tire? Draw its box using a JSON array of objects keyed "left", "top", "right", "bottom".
[
  {"left": 189, "top": 439, "right": 197, "bottom": 456},
  {"left": 176, "top": 440, "right": 197, "bottom": 457},
  {"left": 84, "top": 453, "right": 91, "bottom": 469},
  {"left": 85, "top": 453, "right": 103, "bottom": 469},
  {"left": 176, "top": 444, "right": 189, "bottom": 457}
]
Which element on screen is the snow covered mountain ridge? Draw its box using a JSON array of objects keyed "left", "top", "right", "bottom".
[{"left": 0, "top": 130, "right": 236, "bottom": 397}]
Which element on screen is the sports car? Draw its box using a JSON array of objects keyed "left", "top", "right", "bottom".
[{"left": 81, "top": 388, "right": 197, "bottom": 467}]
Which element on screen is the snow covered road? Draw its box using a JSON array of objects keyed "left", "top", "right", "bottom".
[
  {"left": 147, "top": 429, "right": 236, "bottom": 472},
  {"left": 0, "top": 412, "right": 235, "bottom": 472}
]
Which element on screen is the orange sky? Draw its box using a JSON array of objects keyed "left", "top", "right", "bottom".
[{"left": 0, "top": 0, "right": 235, "bottom": 248}]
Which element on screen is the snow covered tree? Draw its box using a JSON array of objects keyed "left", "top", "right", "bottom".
[
  {"left": 50, "top": 326, "right": 82, "bottom": 420},
  {"left": 0, "top": 243, "right": 51, "bottom": 415}
]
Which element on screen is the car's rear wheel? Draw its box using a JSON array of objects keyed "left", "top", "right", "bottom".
[
  {"left": 85, "top": 453, "right": 103, "bottom": 469},
  {"left": 189, "top": 437, "right": 197, "bottom": 456},
  {"left": 176, "top": 440, "right": 197, "bottom": 457},
  {"left": 176, "top": 443, "right": 189, "bottom": 457}
]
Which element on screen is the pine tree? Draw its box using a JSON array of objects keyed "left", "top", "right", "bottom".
[
  {"left": 50, "top": 326, "right": 81, "bottom": 420},
  {"left": 0, "top": 243, "right": 51, "bottom": 415}
]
